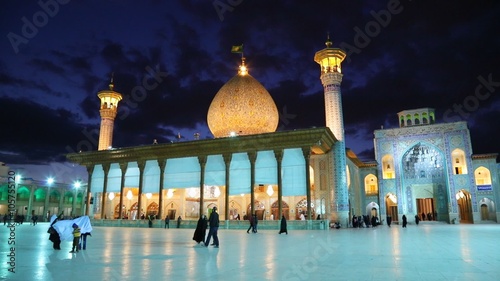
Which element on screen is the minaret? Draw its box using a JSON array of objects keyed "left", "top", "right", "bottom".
[
  {"left": 97, "top": 77, "right": 122, "bottom": 150},
  {"left": 314, "top": 35, "right": 349, "bottom": 224}
]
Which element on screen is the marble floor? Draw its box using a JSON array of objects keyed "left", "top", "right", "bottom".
[{"left": 1, "top": 222, "right": 499, "bottom": 281}]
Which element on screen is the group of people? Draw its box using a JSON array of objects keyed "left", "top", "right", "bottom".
[
  {"left": 47, "top": 214, "right": 92, "bottom": 253},
  {"left": 192, "top": 208, "right": 290, "bottom": 247},
  {"left": 163, "top": 216, "right": 182, "bottom": 228},
  {"left": 193, "top": 206, "right": 220, "bottom": 248},
  {"left": 352, "top": 215, "right": 381, "bottom": 228}
]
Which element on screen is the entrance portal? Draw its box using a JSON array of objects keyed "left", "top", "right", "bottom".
[{"left": 416, "top": 198, "right": 435, "bottom": 221}]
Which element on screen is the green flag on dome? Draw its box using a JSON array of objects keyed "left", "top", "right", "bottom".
[{"left": 231, "top": 44, "right": 243, "bottom": 53}]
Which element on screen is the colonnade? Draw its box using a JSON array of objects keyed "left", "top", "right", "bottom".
[{"left": 86, "top": 148, "right": 317, "bottom": 221}]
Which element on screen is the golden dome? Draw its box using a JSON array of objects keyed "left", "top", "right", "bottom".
[{"left": 207, "top": 66, "right": 279, "bottom": 138}]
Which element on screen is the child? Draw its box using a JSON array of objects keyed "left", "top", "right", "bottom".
[{"left": 70, "top": 223, "right": 81, "bottom": 253}]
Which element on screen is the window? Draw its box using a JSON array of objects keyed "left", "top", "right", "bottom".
[
  {"left": 382, "top": 155, "right": 395, "bottom": 179},
  {"left": 364, "top": 174, "right": 378, "bottom": 195},
  {"left": 451, "top": 149, "right": 467, "bottom": 175}
]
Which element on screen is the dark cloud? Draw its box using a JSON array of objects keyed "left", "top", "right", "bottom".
[
  {"left": 0, "top": 96, "right": 93, "bottom": 164},
  {"left": 0, "top": 0, "right": 499, "bottom": 170}
]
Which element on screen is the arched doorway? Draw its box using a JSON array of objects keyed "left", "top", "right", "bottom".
[
  {"left": 385, "top": 193, "right": 398, "bottom": 222},
  {"left": 229, "top": 200, "right": 241, "bottom": 220},
  {"left": 165, "top": 201, "right": 178, "bottom": 220},
  {"left": 456, "top": 189, "right": 473, "bottom": 223},
  {"left": 247, "top": 201, "right": 265, "bottom": 220},
  {"left": 271, "top": 200, "right": 289, "bottom": 220},
  {"left": 129, "top": 202, "right": 138, "bottom": 220},
  {"left": 295, "top": 198, "right": 315, "bottom": 220},
  {"left": 147, "top": 202, "right": 159, "bottom": 219},
  {"left": 365, "top": 202, "right": 379, "bottom": 220},
  {"left": 114, "top": 203, "right": 126, "bottom": 219},
  {"left": 478, "top": 197, "right": 496, "bottom": 222}
]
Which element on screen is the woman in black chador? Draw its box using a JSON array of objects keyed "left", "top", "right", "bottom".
[
  {"left": 402, "top": 214, "right": 407, "bottom": 228},
  {"left": 48, "top": 217, "right": 61, "bottom": 250},
  {"left": 279, "top": 215, "right": 288, "bottom": 235},
  {"left": 193, "top": 215, "right": 207, "bottom": 244}
]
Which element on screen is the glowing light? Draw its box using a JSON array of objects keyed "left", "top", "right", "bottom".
[
  {"left": 167, "top": 189, "right": 174, "bottom": 199},
  {"left": 126, "top": 190, "right": 133, "bottom": 200},
  {"left": 74, "top": 181, "right": 81, "bottom": 189},
  {"left": 266, "top": 185, "right": 274, "bottom": 196},
  {"left": 47, "top": 177, "right": 54, "bottom": 185},
  {"left": 145, "top": 193, "right": 152, "bottom": 199},
  {"left": 239, "top": 65, "right": 248, "bottom": 75},
  {"left": 108, "top": 192, "right": 115, "bottom": 200},
  {"left": 188, "top": 188, "right": 197, "bottom": 198},
  {"left": 214, "top": 186, "right": 221, "bottom": 198}
]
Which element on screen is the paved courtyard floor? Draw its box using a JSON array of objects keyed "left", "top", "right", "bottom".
[{"left": 1, "top": 222, "right": 499, "bottom": 281}]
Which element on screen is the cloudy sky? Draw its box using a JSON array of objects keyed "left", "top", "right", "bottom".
[{"left": 1, "top": 0, "right": 499, "bottom": 183}]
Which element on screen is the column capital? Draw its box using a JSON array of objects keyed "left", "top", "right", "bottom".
[
  {"left": 273, "top": 149, "right": 284, "bottom": 163},
  {"left": 222, "top": 153, "right": 232, "bottom": 164},
  {"left": 158, "top": 159, "right": 166, "bottom": 170},
  {"left": 247, "top": 151, "right": 257, "bottom": 163},
  {"left": 137, "top": 160, "right": 146, "bottom": 171},
  {"left": 102, "top": 163, "right": 111, "bottom": 174},
  {"left": 198, "top": 155, "right": 207, "bottom": 166},
  {"left": 302, "top": 147, "right": 311, "bottom": 160},
  {"left": 86, "top": 165, "right": 94, "bottom": 175},
  {"left": 119, "top": 162, "right": 128, "bottom": 172}
]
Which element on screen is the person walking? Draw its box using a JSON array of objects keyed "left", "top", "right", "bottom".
[
  {"left": 415, "top": 214, "right": 420, "bottom": 225},
  {"left": 193, "top": 215, "right": 207, "bottom": 245},
  {"left": 402, "top": 214, "right": 407, "bottom": 228},
  {"left": 387, "top": 215, "right": 392, "bottom": 227},
  {"left": 164, "top": 215, "right": 170, "bottom": 229},
  {"left": 204, "top": 207, "right": 219, "bottom": 248},
  {"left": 177, "top": 216, "right": 182, "bottom": 228},
  {"left": 279, "top": 215, "right": 288, "bottom": 235},
  {"left": 252, "top": 213, "right": 258, "bottom": 233},
  {"left": 246, "top": 214, "right": 254, "bottom": 234}
]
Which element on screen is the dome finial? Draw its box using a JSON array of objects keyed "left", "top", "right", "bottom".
[
  {"left": 238, "top": 56, "right": 248, "bottom": 75},
  {"left": 109, "top": 72, "right": 115, "bottom": 90},
  {"left": 325, "top": 32, "right": 333, "bottom": 48}
]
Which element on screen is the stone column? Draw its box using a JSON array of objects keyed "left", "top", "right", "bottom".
[
  {"left": 27, "top": 185, "right": 34, "bottom": 221},
  {"left": 158, "top": 159, "right": 166, "bottom": 219},
  {"left": 274, "top": 149, "right": 284, "bottom": 219},
  {"left": 198, "top": 156, "right": 207, "bottom": 217},
  {"left": 100, "top": 163, "right": 111, "bottom": 219},
  {"left": 302, "top": 148, "right": 312, "bottom": 220},
  {"left": 137, "top": 161, "right": 146, "bottom": 220},
  {"left": 85, "top": 165, "right": 94, "bottom": 216},
  {"left": 248, "top": 151, "right": 257, "bottom": 216},
  {"left": 118, "top": 162, "right": 127, "bottom": 219},
  {"left": 223, "top": 154, "right": 232, "bottom": 222}
]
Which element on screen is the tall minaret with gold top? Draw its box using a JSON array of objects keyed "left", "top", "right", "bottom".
[
  {"left": 314, "top": 35, "right": 349, "bottom": 224},
  {"left": 97, "top": 77, "right": 122, "bottom": 150}
]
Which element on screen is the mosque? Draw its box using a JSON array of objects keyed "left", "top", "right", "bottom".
[{"left": 3, "top": 38, "right": 498, "bottom": 228}]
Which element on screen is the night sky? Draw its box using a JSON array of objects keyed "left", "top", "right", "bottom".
[{"left": 1, "top": 1, "right": 499, "bottom": 183}]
